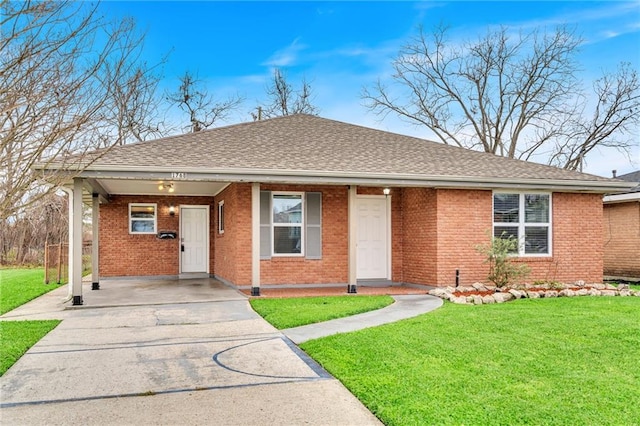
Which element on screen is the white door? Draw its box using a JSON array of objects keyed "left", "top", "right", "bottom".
[
  {"left": 180, "top": 206, "right": 209, "bottom": 273},
  {"left": 357, "top": 197, "right": 389, "bottom": 279}
]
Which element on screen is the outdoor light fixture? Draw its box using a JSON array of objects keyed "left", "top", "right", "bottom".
[
  {"left": 158, "top": 182, "right": 175, "bottom": 193},
  {"left": 169, "top": 204, "right": 175, "bottom": 216},
  {"left": 383, "top": 188, "right": 391, "bottom": 196}
]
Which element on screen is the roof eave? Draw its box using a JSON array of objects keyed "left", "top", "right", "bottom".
[
  {"left": 603, "top": 192, "right": 640, "bottom": 204},
  {"left": 37, "top": 165, "right": 631, "bottom": 194}
]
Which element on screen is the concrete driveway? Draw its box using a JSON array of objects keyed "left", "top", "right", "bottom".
[{"left": 0, "top": 279, "right": 381, "bottom": 425}]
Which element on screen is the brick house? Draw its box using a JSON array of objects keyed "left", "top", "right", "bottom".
[
  {"left": 603, "top": 171, "right": 640, "bottom": 280},
  {"left": 36, "top": 115, "right": 634, "bottom": 304}
]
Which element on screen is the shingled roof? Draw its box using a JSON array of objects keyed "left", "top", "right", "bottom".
[{"left": 41, "top": 114, "right": 632, "bottom": 192}]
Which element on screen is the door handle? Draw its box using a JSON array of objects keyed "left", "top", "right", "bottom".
[{"left": 181, "top": 244, "right": 185, "bottom": 252}]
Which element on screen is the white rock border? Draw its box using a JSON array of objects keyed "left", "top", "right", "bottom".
[{"left": 429, "top": 281, "right": 640, "bottom": 305}]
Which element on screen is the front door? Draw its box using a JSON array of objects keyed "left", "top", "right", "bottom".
[
  {"left": 357, "top": 196, "right": 389, "bottom": 279},
  {"left": 180, "top": 206, "right": 209, "bottom": 273}
]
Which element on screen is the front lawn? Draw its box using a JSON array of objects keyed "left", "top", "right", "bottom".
[
  {"left": 0, "top": 268, "right": 63, "bottom": 315},
  {"left": 0, "top": 268, "right": 64, "bottom": 376},
  {"left": 301, "top": 297, "right": 640, "bottom": 425},
  {"left": 250, "top": 295, "right": 394, "bottom": 329},
  {"left": 0, "top": 320, "right": 61, "bottom": 376}
]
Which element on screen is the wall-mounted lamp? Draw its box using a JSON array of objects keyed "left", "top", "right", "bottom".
[
  {"left": 158, "top": 182, "right": 175, "bottom": 193},
  {"left": 169, "top": 204, "right": 175, "bottom": 216},
  {"left": 383, "top": 188, "right": 391, "bottom": 196}
]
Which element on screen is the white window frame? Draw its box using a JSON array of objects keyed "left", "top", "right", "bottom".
[
  {"left": 493, "top": 192, "right": 552, "bottom": 257},
  {"left": 129, "top": 203, "right": 157, "bottom": 235},
  {"left": 218, "top": 200, "right": 225, "bottom": 234},
  {"left": 271, "top": 191, "right": 304, "bottom": 257}
]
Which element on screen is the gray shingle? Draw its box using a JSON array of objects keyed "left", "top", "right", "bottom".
[{"left": 49, "top": 114, "right": 617, "bottom": 183}]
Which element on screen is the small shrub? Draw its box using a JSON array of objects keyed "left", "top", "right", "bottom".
[{"left": 476, "top": 233, "right": 530, "bottom": 288}]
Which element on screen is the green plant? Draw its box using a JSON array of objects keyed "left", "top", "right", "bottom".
[{"left": 475, "top": 233, "right": 530, "bottom": 288}]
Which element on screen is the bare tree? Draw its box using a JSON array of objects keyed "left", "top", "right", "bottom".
[
  {"left": 168, "top": 71, "right": 242, "bottom": 132},
  {"left": 0, "top": 193, "right": 68, "bottom": 265},
  {"left": 253, "top": 68, "right": 319, "bottom": 120},
  {"left": 363, "top": 25, "right": 639, "bottom": 171},
  {"left": 0, "top": 0, "right": 165, "bottom": 221}
]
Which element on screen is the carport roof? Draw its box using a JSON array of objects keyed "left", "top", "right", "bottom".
[{"left": 37, "top": 114, "right": 634, "bottom": 192}]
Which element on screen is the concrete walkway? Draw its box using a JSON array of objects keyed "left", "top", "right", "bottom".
[
  {"left": 283, "top": 295, "right": 443, "bottom": 344},
  {"left": 0, "top": 280, "right": 441, "bottom": 425}
]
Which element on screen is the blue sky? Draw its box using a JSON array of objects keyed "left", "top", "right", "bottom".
[{"left": 100, "top": 1, "right": 640, "bottom": 177}]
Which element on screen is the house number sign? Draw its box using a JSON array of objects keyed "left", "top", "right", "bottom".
[{"left": 171, "top": 172, "right": 187, "bottom": 179}]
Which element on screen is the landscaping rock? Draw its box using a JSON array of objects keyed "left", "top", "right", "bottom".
[
  {"left": 429, "top": 288, "right": 450, "bottom": 299},
  {"left": 559, "top": 289, "right": 576, "bottom": 297},
  {"left": 493, "top": 293, "right": 514, "bottom": 303},
  {"left": 472, "top": 282, "right": 488, "bottom": 292},
  {"left": 508, "top": 289, "right": 524, "bottom": 299},
  {"left": 482, "top": 295, "right": 496, "bottom": 304},
  {"left": 428, "top": 280, "right": 635, "bottom": 305}
]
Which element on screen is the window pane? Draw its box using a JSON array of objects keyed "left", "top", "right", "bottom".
[
  {"left": 131, "top": 205, "right": 155, "bottom": 218},
  {"left": 494, "top": 226, "right": 519, "bottom": 254},
  {"left": 494, "top": 226, "right": 518, "bottom": 240},
  {"left": 525, "top": 194, "right": 549, "bottom": 223},
  {"left": 131, "top": 220, "right": 154, "bottom": 233},
  {"left": 525, "top": 226, "right": 549, "bottom": 254},
  {"left": 273, "top": 195, "right": 302, "bottom": 224},
  {"left": 494, "top": 194, "right": 519, "bottom": 223},
  {"left": 274, "top": 226, "right": 301, "bottom": 254}
]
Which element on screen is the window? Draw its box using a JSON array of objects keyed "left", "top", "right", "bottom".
[
  {"left": 129, "top": 203, "right": 157, "bottom": 234},
  {"left": 272, "top": 193, "right": 303, "bottom": 255},
  {"left": 493, "top": 193, "right": 551, "bottom": 255},
  {"left": 260, "top": 191, "right": 322, "bottom": 259},
  {"left": 218, "top": 200, "right": 225, "bottom": 234}
]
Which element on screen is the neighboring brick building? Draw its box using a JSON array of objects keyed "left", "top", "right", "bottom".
[
  {"left": 603, "top": 171, "right": 640, "bottom": 280},
  {"left": 36, "top": 115, "right": 635, "bottom": 304}
]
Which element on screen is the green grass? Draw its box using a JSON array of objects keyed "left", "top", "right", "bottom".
[
  {"left": 0, "top": 268, "right": 64, "bottom": 375},
  {"left": 0, "top": 268, "right": 64, "bottom": 315},
  {"left": 250, "top": 295, "right": 394, "bottom": 329},
  {"left": 301, "top": 297, "right": 640, "bottom": 425},
  {"left": 0, "top": 320, "right": 61, "bottom": 376}
]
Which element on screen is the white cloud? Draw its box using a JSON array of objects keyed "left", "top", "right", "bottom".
[{"left": 262, "top": 38, "right": 307, "bottom": 67}]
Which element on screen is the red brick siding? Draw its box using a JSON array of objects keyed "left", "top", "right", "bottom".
[
  {"left": 259, "top": 184, "right": 348, "bottom": 285},
  {"left": 603, "top": 201, "right": 640, "bottom": 277},
  {"left": 400, "top": 190, "right": 604, "bottom": 287},
  {"left": 99, "top": 195, "right": 215, "bottom": 277},
  {"left": 543, "top": 193, "right": 603, "bottom": 283},
  {"left": 435, "top": 189, "right": 492, "bottom": 286},
  {"left": 100, "top": 188, "right": 606, "bottom": 286},
  {"left": 401, "top": 187, "right": 438, "bottom": 285},
  {"left": 213, "top": 183, "right": 253, "bottom": 285}
]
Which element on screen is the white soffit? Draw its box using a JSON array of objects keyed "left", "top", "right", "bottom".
[{"left": 98, "top": 179, "right": 228, "bottom": 197}]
